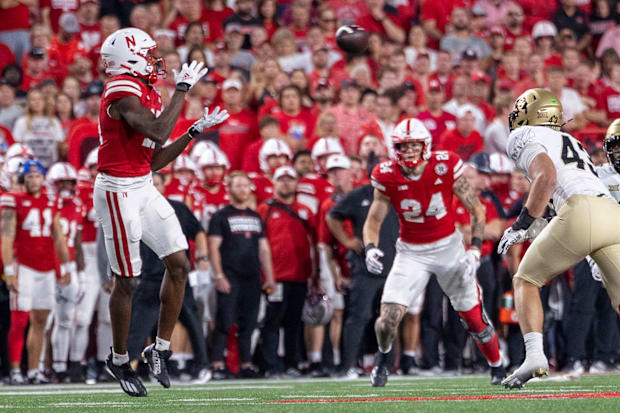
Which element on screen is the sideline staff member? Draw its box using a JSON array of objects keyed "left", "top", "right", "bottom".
[{"left": 208, "top": 171, "right": 276, "bottom": 379}]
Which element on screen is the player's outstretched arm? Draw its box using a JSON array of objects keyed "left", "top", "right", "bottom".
[
  {"left": 151, "top": 107, "right": 229, "bottom": 171},
  {"left": 114, "top": 92, "right": 186, "bottom": 146},
  {"left": 453, "top": 176, "right": 485, "bottom": 245}
]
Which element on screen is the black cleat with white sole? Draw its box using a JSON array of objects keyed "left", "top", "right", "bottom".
[
  {"left": 105, "top": 354, "right": 147, "bottom": 397},
  {"left": 142, "top": 343, "right": 172, "bottom": 388}
]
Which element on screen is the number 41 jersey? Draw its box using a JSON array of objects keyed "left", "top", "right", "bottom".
[
  {"left": 507, "top": 126, "right": 611, "bottom": 212},
  {"left": 371, "top": 151, "right": 465, "bottom": 245}
]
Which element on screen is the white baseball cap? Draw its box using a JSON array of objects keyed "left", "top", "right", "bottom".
[
  {"left": 273, "top": 165, "right": 298, "bottom": 181},
  {"left": 532, "top": 21, "right": 557, "bottom": 39},
  {"left": 223, "top": 78, "right": 242, "bottom": 90},
  {"left": 326, "top": 154, "right": 351, "bottom": 171}
]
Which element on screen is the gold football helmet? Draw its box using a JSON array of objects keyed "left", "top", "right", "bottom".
[
  {"left": 604, "top": 118, "right": 620, "bottom": 173},
  {"left": 508, "top": 88, "right": 563, "bottom": 131}
]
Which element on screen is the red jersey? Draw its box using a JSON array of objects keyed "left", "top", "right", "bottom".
[
  {"left": 98, "top": 75, "right": 163, "bottom": 177},
  {"left": 416, "top": 110, "right": 457, "bottom": 147},
  {"left": 317, "top": 195, "right": 352, "bottom": 278},
  {"left": 257, "top": 199, "right": 316, "bottom": 283},
  {"left": 437, "top": 128, "right": 484, "bottom": 161},
  {"left": 296, "top": 173, "right": 335, "bottom": 215},
  {"left": 371, "top": 152, "right": 464, "bottom": 245},
  {"left": 77, "top": 182, "right": 97, "bottom": 243},
  {"left": 164, "top": 177, "right": 192, "bottom": 204},
  {"left": 216, "top": 109, "right": 258, "bottom": 171},
  {"left": 248, "top": 172, "right": 274, "bottom": 205},
  {"left": 0, "top": 191, "right": 59, "bottom": 272},
  {"left": 191, "top": 184, "right": 229, "bottom": 228},
  {"left": 452, "top": 196, "right": 498, "bottom": 257},
  {"left": 57, "top": 196, "right": 85, "bottom": 261}
]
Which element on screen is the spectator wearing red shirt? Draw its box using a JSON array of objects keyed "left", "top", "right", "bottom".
[
  {"left": 258, "top": 165, "right": 316, "bottom": 377},
  {"left": 356, "top": 0, "right": 407, "bottom": 44},
  {"left": 329, "top": 79, "right": 376, "bottom": 154},
  {"left": 77, "top": 0, "right": 100, "bottom": 52},
  {"left": 258, "top": 0, "right": 279, "bottom": 38},
  {"left": 275, "top": 85, "right": 316, "bottom": 152},
  {"left": 438, "top": 104, "right": 484, "bottom": 161},
  {"left": 596, "top": 62, "right": 620, "bottom": 124},
  {"left": 167, "top": 0, "right": 212, "bottom": 46},
  {"left": 20, "top": 48, "right": 51, "bottom": 91},
  {"left": 217, "top": 78, "right": 259, "bottom": 170},
  {"left": 48, "top": 13, "right": 87, "bottom": 71},
  {"left": 469, "top": 71, "right": 496, "bottom": 122},
  {"left": 40, "top": 0, "right": 78, "bottom": 34},
  {"left": 0, "top": 0, "right": 33, "bottom": 65},
  {"left": 532, "top": 20, "right": 563, "bottom": 67},
  {"left": 503, "top": 3, "right": 530, "bottom": 50},
  {"left": 416, "top": 79, "right": 457, "bottom": 147}
]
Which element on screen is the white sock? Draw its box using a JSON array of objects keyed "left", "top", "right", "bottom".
[
  {"left": 403, "top": 350, "right": 417, "bottom": 358},
  {"left": 309, "top": 351, "right": 321, "bottom": 363},
  {"left": 112, "top": 350, "right": 129, "bottom": 366},
  {"left": 53, "top": 362, "right": 67, "bottom": 373},
  {"left": 523, "top": 332, "right": 544, "bottom": 357},
  {"left": 155, "top": 336, "right": 171, "bottom": 351},
  {"left": 332, "top": 349, "right": 341, "bottom": 366}
]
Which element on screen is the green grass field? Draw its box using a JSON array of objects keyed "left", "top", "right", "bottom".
[{"left": 3, "top": 373, "right": 620, "bottom": 412}]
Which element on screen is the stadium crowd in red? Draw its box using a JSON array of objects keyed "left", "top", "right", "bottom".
[{"left": 0, "top": 0, "right": 619, "bottom": 384}]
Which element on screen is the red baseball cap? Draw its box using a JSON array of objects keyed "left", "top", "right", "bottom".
[{"left": 428, "top": 78, "right": 443, "bottom": 92}]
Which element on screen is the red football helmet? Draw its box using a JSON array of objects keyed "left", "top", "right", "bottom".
[{"left": 391, "top": 118, "right": 432, "bottom": 168}]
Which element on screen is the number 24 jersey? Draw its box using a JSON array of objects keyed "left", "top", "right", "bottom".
[{"left": 371, "top": 151, "right": 465, "bottom": 245}]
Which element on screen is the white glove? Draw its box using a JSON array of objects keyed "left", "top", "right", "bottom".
[
  {"left": 188, "top": 106, "right": 230, "bottom": 137},
  {"left": 172, "top": 61, "right": 209, "bottom": 91},
  {"left": 462, "top": 248, "right": 481, "bottom": 277},
  {"left": 586, "top": 256, "right": 602, "bottom": 282},
  {"left": 365, "top": 247, "right": 384, "bottom": 275},
  {"left": 497, "top": 227, "right": 528, "bottom": 255}
]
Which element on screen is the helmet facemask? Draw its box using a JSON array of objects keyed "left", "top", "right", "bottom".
[{"left": 605, "top": 135, "right": 620, "bottom": 174}]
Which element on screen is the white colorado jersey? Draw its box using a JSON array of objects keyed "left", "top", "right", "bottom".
[
  {"left": 597, "top": 163, "right": 620, "bottom": 203},
  {"left": 507, "top": 126, "right": 611, "bottom": 211}
]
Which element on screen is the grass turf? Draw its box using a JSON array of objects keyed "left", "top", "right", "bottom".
[{"left": 2, "top": 373, "right": 620, "bottom": 412}]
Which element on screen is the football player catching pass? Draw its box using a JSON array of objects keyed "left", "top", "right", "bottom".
[
  {"left": 363, "top": 118, "right": 505, "bottom": 387},
  {"left": 95, "top": 28, "right": 229, "bottom": 397},
  {"left": 497, "top": 90, "right": 620, "bottom": 389}
]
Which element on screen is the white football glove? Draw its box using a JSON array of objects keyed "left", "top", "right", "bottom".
[
  {"left": 462, "top": 248, "right": 481, "bottom": 278},
  {"left": 586, "top": 256, "right": 602, "bottom": 282},
  {"left": 365, "top": 247, "right": 384, "bottom": 275},
  {"left": 497, "top": 227, "right": 528, "bottom": 255},
  {"left": 188, "top": 107, "right": 230, "bottom": 137},
  {"left": 172, "top": 61, "right": 209, "bottom": 91}
]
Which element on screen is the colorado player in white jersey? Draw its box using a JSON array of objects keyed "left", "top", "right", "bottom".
[{"left": 497, "top": 89, "right": 620, "bottom": 388}]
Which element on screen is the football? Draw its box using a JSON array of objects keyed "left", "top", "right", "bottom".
[{"left": 336, "top": 25, "right": 369, "bottom": 54}]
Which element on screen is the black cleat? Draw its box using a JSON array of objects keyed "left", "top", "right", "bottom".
[
  {"left": 142, "top": 344, "right": 172, "bottom": 389},
  {"left": 491, "top": 365, "right": 506, "bottom": 385},
  {"left": 105, "top": 354, "right": 147, "bottom": 397},
  {"left": 370, "top": 365, "right": 389, "bottom": 387}
]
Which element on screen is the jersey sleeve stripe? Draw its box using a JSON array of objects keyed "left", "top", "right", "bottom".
[
  {"left": 106, "top": 80, "right": 143, "bottom": 90},
  {"left": 0, "top": 195, "right": 16, "bottom": 208},
  {"left": 371, "top": 179, "right": 386, "bottom": 192},
  {"left": 104, "top": 86, "right": 143, "bottom": 98}
]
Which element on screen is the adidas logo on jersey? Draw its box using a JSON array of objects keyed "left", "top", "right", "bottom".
[{"left": 434, "top": 178, "right": 443, "bottom": 185}]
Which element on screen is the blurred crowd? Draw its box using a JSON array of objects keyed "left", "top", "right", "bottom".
[{"left": 1, "top": 0, "right": 620, "bottom": 384}]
